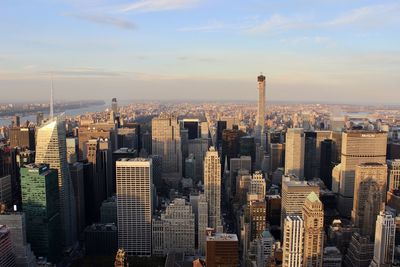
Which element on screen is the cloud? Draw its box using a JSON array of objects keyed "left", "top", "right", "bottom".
[
  {"left": 246, "top": 14, "right": 310, "bottom": 34},
  {"left": 66, "top": 13, "right": 136, "bottom": 30},
  {"left": 177, "top": 20, "right": 227, "bottom": 32},
  {"left": 45, "top": 67, "right": 124, "bottom": 77},
  {"left": 327, "top": 3, "right": 400, "bottom": 27},
  {"left": 121, "top": 0, "right": 199, "bottom": 12}
]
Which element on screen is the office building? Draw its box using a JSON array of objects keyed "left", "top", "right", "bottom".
[
  {"left": 249, "top": 171, "right": 266, "bottom": 200},
  {"left": 35, "top": 117, "right": 77, "bottom": 247},
  {"left": 204, "top": 147, "right": 221, "bottom": 230},
  {"left": 282, "top": 216, "right": 304, "bottom": 267},
  {"left": 0, "top": 212, "right": 36, "bottom": 267},
  {"left": 256, "top": 230, "right": 274, "bottom": 267},
  {"left": 352, "top": 163, "right": 387, "bottom": 238},
  {"left": 270, "top": 143, "right": 284, "bottom": 173},
  {"left": 188, "top": 138, "right": 209, "bottom": 182},
  {"left": 20, "top": 164, "right": 62, "bottom": 263},
  {"left": 116, "top": 158, "right": 152, "bottom": 256},
  {"left": 249, "top": 200, "right": 266, "bottom": 241},
  {"left": 323, "top": 246, "right": 342, "bottom": 267},
  {"left": 100, "top": 196, "right": 117, "bottom": 224},
  {"left": 181, "top": 119, "right": 200, "bottom": 140},
  {"left": 320, "top": 139, "right": 334, "bottom": 189},
  {"left": 216, "top": 120, "right": 227, "bottom": 149},
  {"left": 151, "top": 116, "right": 182, "bottom": 182},
  {"left": 338, "top": 131, "right": 387, "bottom": 217},
  {"left": 66, "top": 137, "right": 78, "bottom": 164},
  {"left": 370, "top": 211, "right": 395, "bottom": 267},
  {"left": 206, "top": 232, "right": 239, "bottom": 267},
  {"left": 266, "top": 195, "right": 281, "bottom": 227},
  {"left": 0, "top": 175, "right": 12, "bottom": 207},
  {"left": 0, "top": 225, "right": 16, "bottom": 267},
  {"left": 343, "top": 232, "right": 374, "bottom": 267},
  {"left": 9, "top": 127, "right": 35, "bottom": 150},
  {"left": 281, "top": 177, "right": 320, "bottom": 229},
  {"left": 388, "top": 160, "right": 400, "bottom": 191},
  {"left": 84, "top": 223, "right": 117, "bottom": 255},
  {"left": 285, "top": 128, "right": 305, "bottom": 178},
  {"left": 239, "top": 136, "right": 256, "bottom": 162},
  {"left": 69, "top": 162, "right": 86, "bottom": 234},
  {"left": 302, "top": 192, "right": 324, "bottom": 267},
  {"left": 152, "top": 198, "right": 195, "bottom": 256}
]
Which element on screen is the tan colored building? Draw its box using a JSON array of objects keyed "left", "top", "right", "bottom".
[
  {"left": 302, "top": 192, "right": 324, "bottom": 267},
  {"left": 281, "top": 176, "right": 320, "bottom": 228},
  {"left": 388, "top": 159, "right": 400, "bottom": 191},
  {"left": 351, "top": 163, "right": 387, "bottom": 238},
  {"left": 204, "top": 147, "right": 222, "bottom": 231},
  {"left": 285, "top": 128, "right": 305, "bottom": 178},
  {"left": 206, "top": 233, "right": 239, "bottom": 267},
  {"left": 151, "top": 116, "right": 182, "bottom": 180},
  {"left": 338, "top": 131, "right": 387, "bottom": 217}
]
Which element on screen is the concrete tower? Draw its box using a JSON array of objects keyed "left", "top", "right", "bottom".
[
  {"left": 370, "top": 211, "right": 395, "bottom": 267},
  {"left": 257, "top": 74, "right": 266, "bottom": 129},
  {"left": 116, "top": 158, "right": 152, "bottom": 256},
  {"left": 204, "top": 147, "right": 222, "bottom": 231},
  {"left": 285, "top": 128, "right": 305, "bottom": 178},
  {"left": 302, "top": 192, "right": 324, "bottom": 267}
]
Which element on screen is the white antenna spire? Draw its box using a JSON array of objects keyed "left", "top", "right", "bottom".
[{"left": 50, "top": 74, "right": 54, "bottom": 119}]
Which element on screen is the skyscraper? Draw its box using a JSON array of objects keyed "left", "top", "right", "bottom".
[
  {"left": 35, "top": 117, "right": 77, "bottom": 247},
  {"left": 151, "top": 116, "right": 182, "bottom": 183},
  {"left": 256, "top": 74, "right": 266, "bottom": 129},
  {"left": 282, "top": 215, "right": 304, "bottom": 267},
  {"left": 111, "top": 98, "right": 118, "bottom": 114},
  {"left": 206, "top": 232, "right": 239, "bottom": 267},
  {"left": 370, "top": 211, "right": 395, "bottom": 267},
  {"left": 281, "top": 176, "right": 320, "bottom": 229},
  {"left": 20, "top": 164, "right": 62, "bottom": 263},
  {"left": 351, "top": 163, "right": 387, "bottom": 238},
  {"left": 388, "top": 159, "right": 400, "bottom": 191},
  {"left": 338, "top": 131, "right": 387, "bottom": 217},
  {"left": 285, "top": 128, "right": 305, "bottom": 178},
  {"left": 204, "top": 147, "right": 221, "bottom": 231},
  {"left": 302, "top": 192, "right": 324, "bottom": 267},
  {"left": 116, "top": 158, "right": 152, "bottom": 256}
]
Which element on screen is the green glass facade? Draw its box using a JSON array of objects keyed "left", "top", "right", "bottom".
[{"left": 21, "top": 164, "right": 62, "bottom": 263}]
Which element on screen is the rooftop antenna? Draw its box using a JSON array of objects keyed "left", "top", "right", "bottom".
[{"left": 50, "top": 73, "right": 54, "bottom": 119}]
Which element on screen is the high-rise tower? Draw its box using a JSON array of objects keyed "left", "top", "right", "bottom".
[
  {"left": 257, "top": 74, "right": 266, "bottom": 129},
  {"left": 116, "top": 158, "right": 152, "bottom": 256},
  {"left": 370, "top": 211, "right": 396, "bottom": 267},
  {"left": 285, "top": 128, "right": 305, "bottom": 178},
  {"left": 204, "top": 147, "right": 221, "bottom": 231},
  {"left": 35, "top": 116, "right": 77, "bottom": 248}
]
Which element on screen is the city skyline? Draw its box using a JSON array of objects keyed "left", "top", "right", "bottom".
[{"left": 1, "top": 0, "right": 400, "bottom": 103}]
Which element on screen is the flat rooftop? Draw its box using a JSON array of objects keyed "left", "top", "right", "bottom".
[{"left": 207, "top": 233, "right": 238, "bottom": 242}]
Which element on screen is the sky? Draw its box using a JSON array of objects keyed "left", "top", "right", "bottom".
[{"left": 0, "top": 0, "right": 399, "bottom": 104}]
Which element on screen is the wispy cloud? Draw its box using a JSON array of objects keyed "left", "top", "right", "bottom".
[
  {"left": 46, "top": 67, "right": 124, "bottom": 77},
  {"left": 327, "top": 3, "right": 400, "bottom": 27},
  {"left": 177, "top": 20, "right": 227, "bottom": 32},
  {"left": 246, "top": 14, "right": 310, "bottom": 34},
  {"left": 121, "top": 0, "right": 199, "bottom": 12},
  {"left": 66, "top": 13, "right": 136, "bottom": 30}
]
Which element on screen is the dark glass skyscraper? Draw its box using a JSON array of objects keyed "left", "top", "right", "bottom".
[{"left": 21, "top": 164, "right": 62, "bottom": 263}]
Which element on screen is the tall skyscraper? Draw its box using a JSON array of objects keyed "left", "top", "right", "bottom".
[
  {"left": 302, "top": 192, "right": 324, "bottom": 267},
  {"left": 256, "top": 74, "right": 266, "bottom": 129},
  {"left": 204, "top": 147, "right": 221, "bottom": 231},
  {"left": 151, "top": 116, "right": 182, "bottom": 182},
  {"left": 35, "top": 117, "right": 77, "bottom": 247},
  {"left": 285, "top": 128, "right": 305, "bottom": 178},
  {"left": 116, "top": 158, "right": 152, "bottom": 256},
  {"left": 198, "top": 193, "right": 208, "bottom": 255},
  {"left": 370, "top": 211, "right": 395, "bottom": 267},
  {"left": 281, "top": 176, "right": 320, "bottom": 229},
  {"left": 338, "top": 131, "right": 387, "bottom": 217},
  {"left": 282, "top": 215, "right": 304, "bottom": 267},
  {"left": 351, "top": 163, "right": 387, "bottom": 238},
  {"left": 388, "top": 159, "right": 400, "bottom": 191},
  {"left": 20, "top": 164, "right": 62, "bottom": 263},
  {"left": 111, "top": 98, "right": 118, "bottom": 114}
]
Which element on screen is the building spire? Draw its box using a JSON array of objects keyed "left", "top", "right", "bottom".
[{"left": 50, "top": 74, "right": 54, "bottom": 119}]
